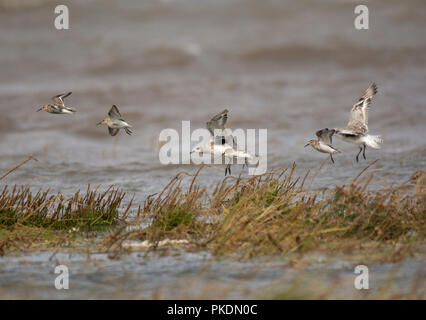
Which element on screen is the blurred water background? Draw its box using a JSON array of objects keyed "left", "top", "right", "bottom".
[{"left": 0, "top": 0, "right": 425, "bottom": 299}]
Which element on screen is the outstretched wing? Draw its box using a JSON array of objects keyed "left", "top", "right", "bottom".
[
  {"left": 316, "top": 128, "right": 335, "bottom": 146},
  {"left": 108, "top": 127, "right": 119, "bottom": 136},
  {"left": 346, "top": 83, "right": 377, "bottom": 133},
  {"left": 52, "top": 92, "right": 72, "bottom": 107},
  {"left": 108, "top": 105, "right": 122, "bottom": 120},
  {"left": 63, "top": 106, "right": 77, "bottom": 113},
  {"left": 206, "top": 109, "right": 228, "bottom": 136}
]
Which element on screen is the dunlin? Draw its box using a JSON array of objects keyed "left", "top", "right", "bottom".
[
  {"left": 305, "top": 128, "right": 340, "bottom": 163},
  {"left": 37, "top": 92, "right": 76, "bottom": 114},
  {"left": 97, "top": 105, "right": 132, "bottom": 136},
  {"left": 191, "top": 109, "right": 253, "bottom": 176},
  {"left": 334, "top": 83, "right": 383, "bottom": 162}
]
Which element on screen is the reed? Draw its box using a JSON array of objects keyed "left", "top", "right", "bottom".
[
  {"left": 1, "top": 159, "right": 423, "bottom": 261},
  {"left": 103, "top": 162, "right": 425, "bottom": 262},
  {"left": 0, "top": 185, "right": 130, "bottom": 230}
]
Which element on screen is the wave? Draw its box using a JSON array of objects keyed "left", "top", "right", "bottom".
[
  {"left": 87, "top": 46, "right": 198, "bottom": 75},
  {"left": 233, "top": 44, "right": 426, "bottom": 67}
]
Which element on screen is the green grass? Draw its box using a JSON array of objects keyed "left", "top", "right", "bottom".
[
  {"left": 0, "top": 185, "right": 132, "bottom": 254},
  {"left": 0, "top": 185, "right": 128, "bottom": 231},
  {"left": 102, "top": 164, "right": 425, "bottom": 262},
  {"left": 151, "top": 208, "right": 196, "bottom": 231},
  {"left": 1, "top": 163, "right": 424, "bottom": 263}
]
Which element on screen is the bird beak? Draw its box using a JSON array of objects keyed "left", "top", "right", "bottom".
[
  {"left": 36, "top": 107, "right": 42, "bottom": 112},
  {"left": 96, "top": 121, "right": 102, "bottom": 126},
  {"left": 304, "top": 143, "right": 309, "bottom": 148},
  {"left": 401, "top": 179, "right": 414, "bottom": 186}
]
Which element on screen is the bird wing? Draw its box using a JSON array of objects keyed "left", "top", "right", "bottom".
[
  {"left": 108, "top": 127, "right": 119, "bottom": 136},
  {"left": 334, "top": 129, "right": 357, "bottom": 136},
  {"left": 206, "top": 109, "right": 228, "bottom": 136},
  {"left": 63, "top": 106, "right": 77, "bottom": 113},
  {"left": 316, "top": 128, "right": 335, "bottom": 146},
  {"left": 346, "top": 83, "right": 377, "bottom": 134},
  {"left": 214, "top": 135, "right": 227, "bottom": 146},
  {"left": 108, "top": 105, "right": 122, "bottom": 120},
  {"left": 52, "top": 92, "right": 72, "bottom": 107}
]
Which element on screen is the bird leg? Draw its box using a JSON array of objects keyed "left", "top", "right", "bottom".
[
  {"left": 242, "top": 157, "right": 249, "bottom": 169},
  {"left": 330, "top": 154, "right": 335, "bottom": 164},
  {"left": 356, "top": 146, "right": 363, "bottom": 163},
  {"left": 362, "top": 144, "right": 366, "bottom": 160},
  {"left": 225, "top": 164, "right": 231, "bottom": 176}
]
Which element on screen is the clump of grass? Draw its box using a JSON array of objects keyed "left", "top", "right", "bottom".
[
  {"left": 151, "top": 208, "right": 196, "bottom": 231},
  {"left": 103, "top": 167, "right": 208, "bottom": 250},
  {"left": 0, "top": 185, "right": 130, "bottom": 230},
  {"left": 104, "top": 162, "right": 425, "bottom": 262},
  {"left": 146, "top": 167, "right": 205, "bottom": 235},
  {"left": 207, "top": 165, "right": 424, "bottom": 258}
]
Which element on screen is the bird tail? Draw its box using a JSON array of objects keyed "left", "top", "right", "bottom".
[
  {"left": 124, "top": 127, "right": 132, "bottom": 135},
  {"left": 363, "top": 134, "right": 383, "bottom": 149}
]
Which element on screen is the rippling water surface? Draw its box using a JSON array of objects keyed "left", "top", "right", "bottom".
[{"left": 0, "top": 0, "right": 425, "bottom": 299}]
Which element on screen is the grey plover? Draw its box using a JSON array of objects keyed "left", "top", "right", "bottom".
[
  {"left": 305, "top": 128, "right": 341, "bottom": 163},
  {"left": 334, "top": 83, "right": 383, "bottom": 162},
  {"left": 97, "top": 105, "right": 132, "bottom": 136},
  {"left": 37, "top": 92, "right": 76, "bottom": 114}
]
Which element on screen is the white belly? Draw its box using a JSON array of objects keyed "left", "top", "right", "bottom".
[
  {"left": 317, "top": 141, "right": 338, "bottom": 154},
  {"left": 111, "top": 120, "right": 129, "bottom": 128}
]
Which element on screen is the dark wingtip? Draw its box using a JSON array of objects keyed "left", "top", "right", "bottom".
[{"left": 371, "top": 83, "right": 378, "bottom": 94}]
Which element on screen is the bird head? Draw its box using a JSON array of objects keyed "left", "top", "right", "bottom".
[
  {"left": 304, "top": 140, "right": 316, "bottom": 148},
  {"left": 97, "top": 118, "right": 108, "bottom": 126},
  {"left": 37, "top": 105, "right": 49, "bottom": 112}
]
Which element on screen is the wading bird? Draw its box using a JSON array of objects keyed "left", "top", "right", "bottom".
[
  {"left": 37, "top": 92, "right": 76, "bottom": 114},
  {"left": 97, "top": 105, "right": 132, "bottom": 136},
  {"left": 191, "top": 109, "right": 254, "bottom": 175},
  {"left": 334, "top": 83, "right": 383, "bottom": 162},
  {"left": 305, "top": 128, "right": 340, "bottom": 163}
]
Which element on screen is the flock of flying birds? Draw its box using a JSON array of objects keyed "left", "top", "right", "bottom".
[
  {"left": 36, "top": 83, "right": 383, "bottom": 176},
  {"left": 37, "top": 93, "right": 132, "bottom": 136},
  {"left": 305, "top": 83, "right": 383, "bottom": 164}
]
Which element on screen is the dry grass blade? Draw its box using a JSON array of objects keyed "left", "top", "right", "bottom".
[
  {"left": 0, "top": 185, "right": 128, "bottom": 230},
  {"left": 102, "top": 164, "right": 425, "bottom": 262},
  {"left": 0, "top": 155, "right": 38, "bottom": 181}
]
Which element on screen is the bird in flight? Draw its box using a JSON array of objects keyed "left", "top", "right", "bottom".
[
  {"left": 191, "top": 109, "right": 255, "bottom": 176},
  {"left": 37, "top": 92, "right": 76, "bottom": 114},
  {"left": 305, "top": 128, "right": 341, "bottom": 163},
  {"left": 97, "top": 105, "right": 132, "bottom": 136},
  {"left": 334, "top": 83, "right": 383, "bottom": 162}
]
